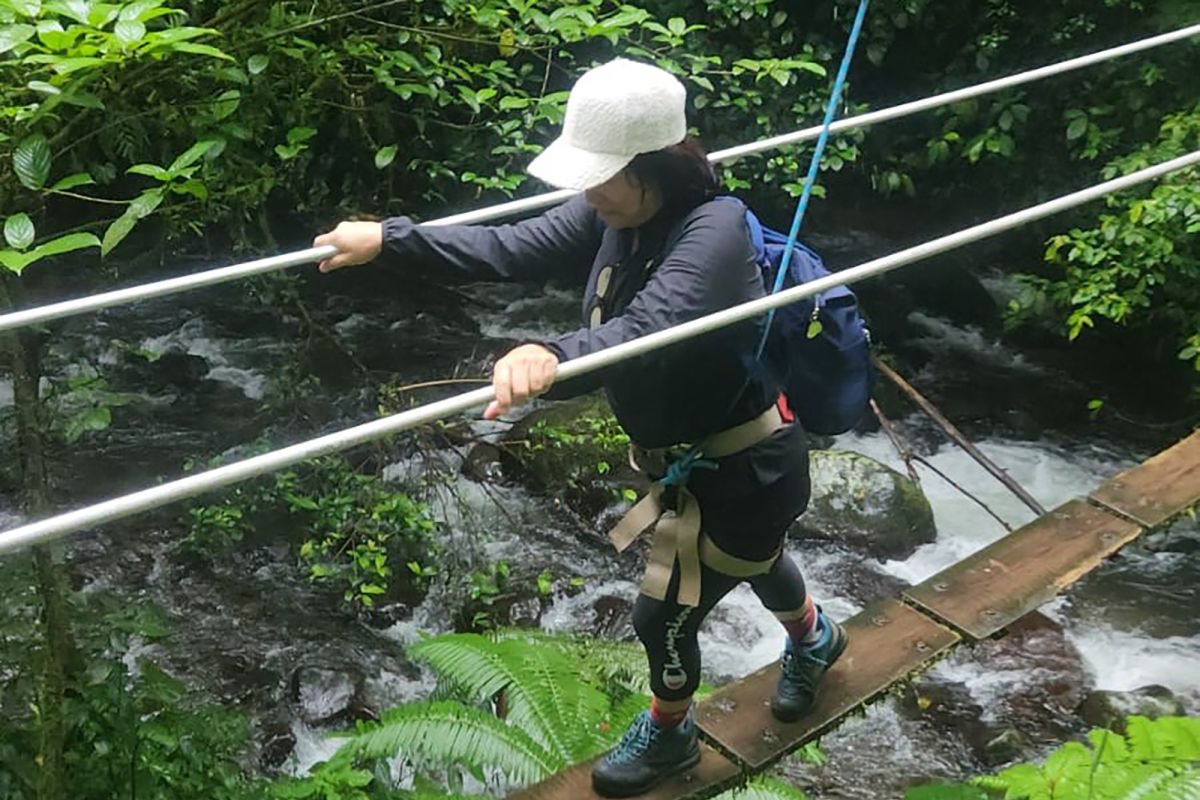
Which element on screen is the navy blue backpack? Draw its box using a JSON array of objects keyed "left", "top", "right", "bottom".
[{"left": 738, "top": 201, "right": 874, "bottom": 435}]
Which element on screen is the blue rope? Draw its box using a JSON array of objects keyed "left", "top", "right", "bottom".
[
  {"left": 755, "top": 0, "right": 871, "bottom": 361},
  {"left": 666, "top": 0, "right": 871, "bottom": 487}
]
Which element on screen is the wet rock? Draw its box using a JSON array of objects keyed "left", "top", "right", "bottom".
[
  {"left": 365, "top": 602, "right": 412, "bottom": 630},
  {"left": 112, "top": 349, "right": 209, "bottom": 392},
  {"left": 507, "top": 596, "right": 544, "bottom": 628},
  {"left": 290, "top": 665, "right": 365, "bottom": 725},
  {"left": 1078, "top": 685, "right": 1186, "bottom": 731},
  {"left": 904, "top": 612, "right": 1089, "bottom": 765},
  {"left": 1143, "top": 516, "right": 1200, "bottom": 555},
  {"left": 499, "top": 394, "right": 642, "bottom": 523},
  {"left": 983, "top": 728, "right": 1026, "bottom": 764},
  {"left": 591, "top": 595, "right": 635, "bottom": 640},
  {"left": 257, "top": 717, "right": 297, "bottom": 771},
  {"left": 461, "top": 442, "right": 503, "bottom": 482},
  {"left": 792, "top": 540, "right": 911, "bottom": 608},
  {"left": 793, "top": 449, "right": 936, "bottom": 560}
]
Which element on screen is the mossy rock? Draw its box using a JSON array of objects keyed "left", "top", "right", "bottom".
[
  {"left": 794, "top": 449, "right": 936, "bottom": 560},
  {"left": 499, "top": 394, "right": 642, "bottom": 521}
]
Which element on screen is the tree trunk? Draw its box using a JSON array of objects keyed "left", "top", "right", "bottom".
[{"left": 1, "top": 275, "right": 70, "bottom": 800}]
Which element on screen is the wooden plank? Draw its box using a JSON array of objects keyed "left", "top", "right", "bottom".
[
  {"left": 905, "top": 498, "right": 1142, "bottom": 640},
  {"left": 507, "top": 742, "right": 740, "bottom": 800},
  {"left": 1090, "top": 430, "right": 1200, "bottom": 527},
  {"left": 695, "top": 599, "right": 958, "bottom": 770}
]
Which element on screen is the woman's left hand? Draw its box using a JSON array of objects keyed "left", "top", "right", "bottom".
[{"left": 484, "top": 344, "right": 560, "bottom": 420}]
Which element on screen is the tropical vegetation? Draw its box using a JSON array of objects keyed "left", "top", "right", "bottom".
[{"left": 2, "top": 0, "right": 1199, "bottom": 798}]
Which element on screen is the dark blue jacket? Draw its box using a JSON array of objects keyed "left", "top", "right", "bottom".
[
  {"left": 381, "top": 195, "right": 780, "bottom": 450},
  {"left": 383, "top": 195, "right": 812, "bottom": 551}
]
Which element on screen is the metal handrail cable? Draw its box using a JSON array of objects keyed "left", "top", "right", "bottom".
[
  {"left": 0, "top": 23, "right": 1197, "bottom": 334},
  {"left": 2, "top": 149, "right": 1198, "bottom": 556}
]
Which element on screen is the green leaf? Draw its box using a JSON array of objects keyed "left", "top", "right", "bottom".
[
  {"left": 50, "top": 56, "right": 106, "bottom": 75},
  {"left": 4, "top": 213, "right": 35, "bottom": 250},
  {"left": 338, "top": 700, "right": 558, "bottom": 784},
  {"left": 127, "top": 164, "right": 171, "bottom": 180},
  {"left": 0, "top": 23, "right": 36, "bottom": 54},
  {"left": 10, "top": 0, "right": 42, "bottom": 16},
  {"left": 101, "top": 213, "right": 137, "bottom": 257},
  {"left": 128, "top": 188, "right": 164, "bottom": 218},
  {"left": 247, "top": 53, "right": 268, "bottom": 74},
  {"left": 60, "top": 91, "right": 104, "bottom": 109},
  {"left": 172, "top": 179, "right": 207, "bottom": 200},
  {"left": 1066, "top": 116, "right": 1088, "bottom": 141},
  {"left": 171, "top": 41, "right": 231, "bottom": 60},
  {"left": 0, "top": 232, "right": 100, "bottom": 274},
  {"left": 118, "top": 0, "right": 162, "bottom": 21},
  {"left": 48, "top": 172, "right": 93, "bottom": 191},
  {"left": 100, "top": 191, "right": 161, "bottom": 257},
  {"left": 211, "top": 89, "right": 240, "bottom": 120},
  {"left": 168, "top": 139, "right": 218, "bottom": 173},
  {"left": 113, "top": 19, "right": 144, "bottom": 44},
  {"left": 374, "top": 145, "right": 397, "bottom": 169},
  {"left": 499, "top": 95, "right": 530, "bottom": 110},
  {"left": 286, "top": 126, "right": 316, "bottom": 145},
  {"left": 27, "top": 80, "right": 60, "bottom": 95},
  {"left": 14, "top": 134, "right": 51, "bottom": 190},
  {"left": 667, "top": 16, "right": 686, "bottom": 36},
  {"left": 60, "top": 0, "right": 90, "bottom": 23},
  {"left": 64, "top": 406, "right": 111, "bottom": 443}
]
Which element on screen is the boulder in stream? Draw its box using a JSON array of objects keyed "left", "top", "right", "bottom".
[
  {"left": 794, "top": 449, "right": 936, "bottom": 560},
  {"left": 290, "top": 665, "right": 367, "bottom": 726},
  {"left": 1078, "top": 685, "right": 1187, "bottom": 731},
  {"left": 499, "top": 394, "right": 642, "bottom": 523},
  {"left": 903, "top": 612, "right": 1090, "bottom": 766}
]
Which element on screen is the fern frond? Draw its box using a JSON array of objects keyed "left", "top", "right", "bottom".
[
  {"left": 1144, "top": 766, "right": 1200, "bottom": 800},
  {"left": 1156, "top": 717, "right": 1200, "bottom": 762},
  {"left": 1127, "top": 716, "right": 1166, "bottom": 762},
  {"left": 713, "top": 776, "right": 811, "bottom": 800},
  {"left": 1089, "top": 728, "right": 1132, "bottom": 764},
  {"left": 412, "top": 634, "right": 511, "bottom": 700},
  {"left": 335, "top": 700, "right": 559, "bottom": 785},
  {"left": 1040, "top": 741, "right": 1094, "bottom": 790},
  {"left": 973, "top": 763, "right": 1050, "bottom": 800},
  {"left": 490, "top": 628, "right": 649, "bottom": 695},
  {"left": 1094, "top": 763, "right": 1177, "bottom": 800},
  {"left": 498, "top": 635, "right": 610, "bottom": 760},
  {"left": 410, "top": 633, "right": 609, "bottom": 761}
]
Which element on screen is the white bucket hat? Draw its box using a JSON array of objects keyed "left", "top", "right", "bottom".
[{"left": 528, "top": 58, "right": 687, "bottom": 191}]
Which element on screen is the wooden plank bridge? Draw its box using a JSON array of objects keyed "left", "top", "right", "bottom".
[{"left": 511, "top": 430, "right": 1200, "bottom": 800}]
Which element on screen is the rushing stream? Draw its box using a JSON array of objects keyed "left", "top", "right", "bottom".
[{"left": 2, "top": 239, "right": 1197, "bottom": 797}]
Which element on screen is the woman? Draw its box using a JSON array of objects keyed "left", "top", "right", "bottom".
[{"left": 315, "top": 58, "right": 847, "bottom": 798}]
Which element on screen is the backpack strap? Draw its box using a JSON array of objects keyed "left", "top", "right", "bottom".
[{"left": 711, "top": 195, "right": 767, "bottom": 265}]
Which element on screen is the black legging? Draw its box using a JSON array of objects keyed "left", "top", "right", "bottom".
[
  {"left": 632, "top": 550, "right": 808, "bottom": 700},
  {"left": 631, "top": 421, "right": 812, "bottom": 700}
]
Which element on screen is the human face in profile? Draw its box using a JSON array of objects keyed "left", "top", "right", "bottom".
[{"left": 584, "top": 168, "right": 663, "bottom": 230}]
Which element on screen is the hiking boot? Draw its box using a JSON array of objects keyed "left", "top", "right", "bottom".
[
  {"left": 770, "top": 611, "right": 849, "bottom": 722},
  {"left": 591, "top": 709, "right": 700, "bottom": 798}
]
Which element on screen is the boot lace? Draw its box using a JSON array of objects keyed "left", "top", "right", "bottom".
[{"left": 607, "top": 711, "right": 661, "bottom": 765}]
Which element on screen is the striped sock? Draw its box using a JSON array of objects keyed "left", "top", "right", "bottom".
[
  {"left": 777, "top": 596, "right": 823, "bottom": 647},
  {"left": 650, "top": 697, "right": 692, "bottom": 729}
]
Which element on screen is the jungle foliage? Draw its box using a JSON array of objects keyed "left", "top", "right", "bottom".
[
  {"left": 3, "top": 0, "right": 1200, "bottom": 798},
  {"left": 904, "top": 714, "right": 1200, "bottom": 800}
]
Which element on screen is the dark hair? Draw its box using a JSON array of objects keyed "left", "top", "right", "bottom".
[{"left": 626, "top": 136, "right": 719, "bottom": 218}]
